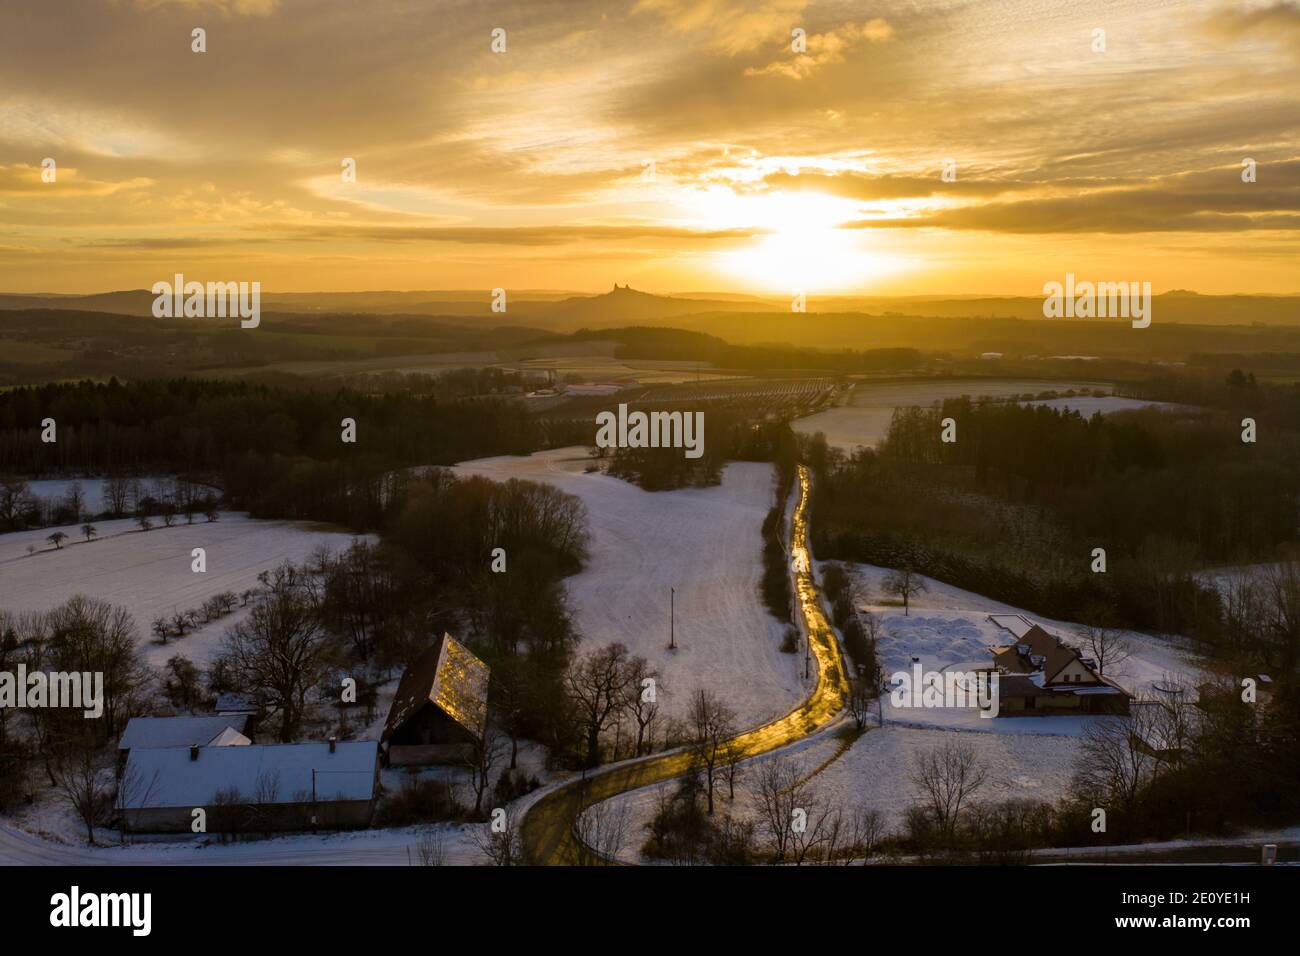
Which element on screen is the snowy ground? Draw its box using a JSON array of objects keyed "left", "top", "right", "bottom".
[
  {"left": 793, "top": 378, "right": 1110, "bottom": 451},
  {"left": 598, "top": 721, "right": 1081, "bottom": 862},
  {"left": 594, "top": 558, "right": 1208, "bottom": 862},
  {"left": 0, "top": 513, "right": 366, "bottom": 666},
  {"left": 846, "top": 560, "right": 1207, "bottom": 735},
  {"left": 455, "top": 448, "right": 803, "bottom": 727},
  {"left": 1024, "top": 395, "right": 1188, "bottom": 417},
  {"left": 0, "top": 816, "right": 489, "bottom": 866},
  {"left": 23, "top": 477, "right": 115, "bottom": 511}
]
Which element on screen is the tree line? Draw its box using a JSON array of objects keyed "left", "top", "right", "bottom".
[{"left": 812, "top": 393, "right": 1300, "bottom": 658}]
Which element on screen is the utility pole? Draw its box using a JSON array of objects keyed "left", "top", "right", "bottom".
[{"left": 669, "top": 587, "right": 676, "bottom": 650}]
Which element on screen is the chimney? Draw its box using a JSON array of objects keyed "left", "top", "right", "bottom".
[
  {"left": 189, "top": 745, "right": 199, "bottom": 761},
  {"left": 328, "top": 736, "right": 337, "bottom": 754}
]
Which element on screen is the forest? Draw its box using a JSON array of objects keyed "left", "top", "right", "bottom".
[{"left": 811, "top": 374, "right": 1300, "bottom": 665}]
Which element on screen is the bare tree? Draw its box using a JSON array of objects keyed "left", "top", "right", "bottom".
[
  {"left": 1262, "top": 560, "right": 1300, "bottom": 675},
  {"left": 575, "top": 798, "right": 630, "bottom": 864},
  {"left": 220, "top": 563, "right": 335, "bottom": 741},
  {"left": 114, "top": 761, "right": 161, "bottom": 843},
  {"left": 1072, "top": 710, "right": 1160, "bottom": 813},
  {"left": 819, "top": 806, "right": 852, "bottom": 865},
  {"left": 621, "top": 655, "right": 661, "bottom": 756},
  {"left": 472, "top": 813, "right": 525, "bottom": 866},
  {"left": 103, "top": 474, "right": 131, "bottom": 516},
  {"left": 45, "top": 595, "right": 148, "bottom": 738},
  {"left": 169, "top": 610, "right": 189, "bottom": 637},
  {"left": 910, "top": 741, "right": 988, "bottom": 840},
  {"left": 414, "top": 826, "right": 447, "bottom": 865},
  {"left": 1220, "top": 573, "right": 1264, "bottom": 656},
  {"left": 252, "top": 769, "right": 281, "bottom": 805},
  {"left": 46, "top": 531, "right": 67, "bottom": 550},
  {"left": 0, "top": 476, "right": 31, "bottom": 530},
  {"left": 54, "top": 744, "right": 112, "bottom": 845},
  {"left": 63, "top": 482, "right": 85, "bottom": 522},
  {"left": 751, "top": 755, "right": 811, "bottom": 864},
  {"left": 1149, "top": 675, "right": 1196, "bottom": 770},
  {"left": 721, "top": 736, "right": 746, "bottom": 801},
  {"left": 850, "top": 806, "right": 886, "bottom": 864},
  {"left": 81, "top": 523, "right": 97, "bottom": 542},
  {"left": 565, "top": 642, "right": 635, "bottom": 767},
  {"left": 1084, "top": 624, "right": 1131, "bottom": 676},
  {"left": 687, "top": 688, "right": 736, "bottom": 814},
  {"left": 787, "top": 794, "right": 832, "bottom": 865},
  {"left": 847, "top": 677, "right": 874, "bottom": 731},
  {"left": 883, "top": 565, "right": 927, "bottom": 616},
  {"left": 463, "top": 729, "right": 506, "bottom": 817}
]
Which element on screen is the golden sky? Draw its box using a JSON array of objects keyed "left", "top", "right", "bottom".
[{"left": 1, "top": 0, "right": 1297, "bottom": 295}]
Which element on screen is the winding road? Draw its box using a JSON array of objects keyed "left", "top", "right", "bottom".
[{"left": 519, "top": 464, "right": 850, "bottom": 864}]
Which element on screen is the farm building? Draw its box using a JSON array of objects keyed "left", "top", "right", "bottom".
[
  {"left": 1196, "top": 674, "right": 1273, "bottom": 709},
  {"left": 119, "top": 716, "right": 251, "bottom": 754},
  {"left": 381, "top": 633, "right": 490, "bottom": 766},
  {"left": 985, "top": 617, "right": 1131, "bottom": 716},
  {"left": 117, "top": 715, "right": 251, "bottom": 775},
  {"left": 118, "top": 738, "right": 379, "bottom": 834}
]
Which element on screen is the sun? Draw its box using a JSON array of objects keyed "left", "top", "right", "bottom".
[
  {"left": 720, "top": 226, "right": 883, "bottom": 292},
  {"left": 680, "top": 186, "right": 904, "bottom": 293}
]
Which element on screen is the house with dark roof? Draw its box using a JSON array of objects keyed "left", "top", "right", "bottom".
[
  {"left": 985, "top": 619, "right": 1131, "bottom": 716},
  {"left": 381, "top": 633, "right": 490, "bottom": 766}
]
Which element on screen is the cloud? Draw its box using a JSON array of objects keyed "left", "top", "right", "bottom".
[
  {"left": 760, "top": 169, "right": 1038, "bottom": 200},
  {"left": 634, "top": 0, "right": 808, "bottom": 54},
  {"left": 847, "top": 160, "right": 1300, "bottom": 234},
  {"left": 745, "top": 19, "right": 894, "bottom": 80},
  {"left": 1204, "top": 1, "right": 1300, "bottom": 54},
  {"left": 254, "top": 221, "right": 760, "bottom": 246},
  {"left": 126, "top": 0, "right": 281, "bottom": 16},
  {"left": 0, "top": 163, "right": 154, "bottom": 196}
]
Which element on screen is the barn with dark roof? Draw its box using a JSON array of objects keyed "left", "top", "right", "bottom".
[{"left": 380, "top": 633, "right": 490, "bottom": 765}]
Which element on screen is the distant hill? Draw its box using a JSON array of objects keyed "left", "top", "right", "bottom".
[
  {"left": 2, "top": 286, "right": 1296, "bottom": 332},
  {"left": 540, "top": 284, "right": 769, "bottom": 325}
]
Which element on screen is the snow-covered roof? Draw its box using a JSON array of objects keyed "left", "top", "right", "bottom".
[
  {"left": 988, "top": 613, "right": 1036, "bottom": 639},
  {"left": 118, "top": 716, "right": 249, "bottom": 751},
  {"left": 120, "top": 741, "right": 378, "bottom": 809},
  {"left": 207, "top": 727, "right": 252, "bottom": 747}
]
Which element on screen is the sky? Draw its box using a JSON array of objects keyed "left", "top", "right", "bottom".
[{"left": 0, "top": 0, "right": 1297, "bottom": 295}]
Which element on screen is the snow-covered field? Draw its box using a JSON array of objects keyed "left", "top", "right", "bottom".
[
  {"left": 23, "top": 478, "right": 115, "bottom": 510},
  {"left": 793, "top": 378, "right": 1110, "bottom": 451},
  {"left": 593, "top": 558, "right": 1208, "bottom": 861},
  {"left": 455, "top": 448, "right": 803, "bottom": 727},
  {"left": 598, "top": 722, "right": 1081, "bottom": 862},
  {"left": 0, "top": 816, "right": 488, "bottom": 866},
  {"left": 0, "top": 514, "right": 366, "bottom": 666},
  {"left": 845, "top": 560, "right": 1206, "bottom": 734},
  {"left": 1024, "top": 395, "right": 1187, "bottom": 417}
]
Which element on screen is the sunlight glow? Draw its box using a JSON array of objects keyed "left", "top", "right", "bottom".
[{"left": 676, "top": 187, "right": 906, "bottom": 292}]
